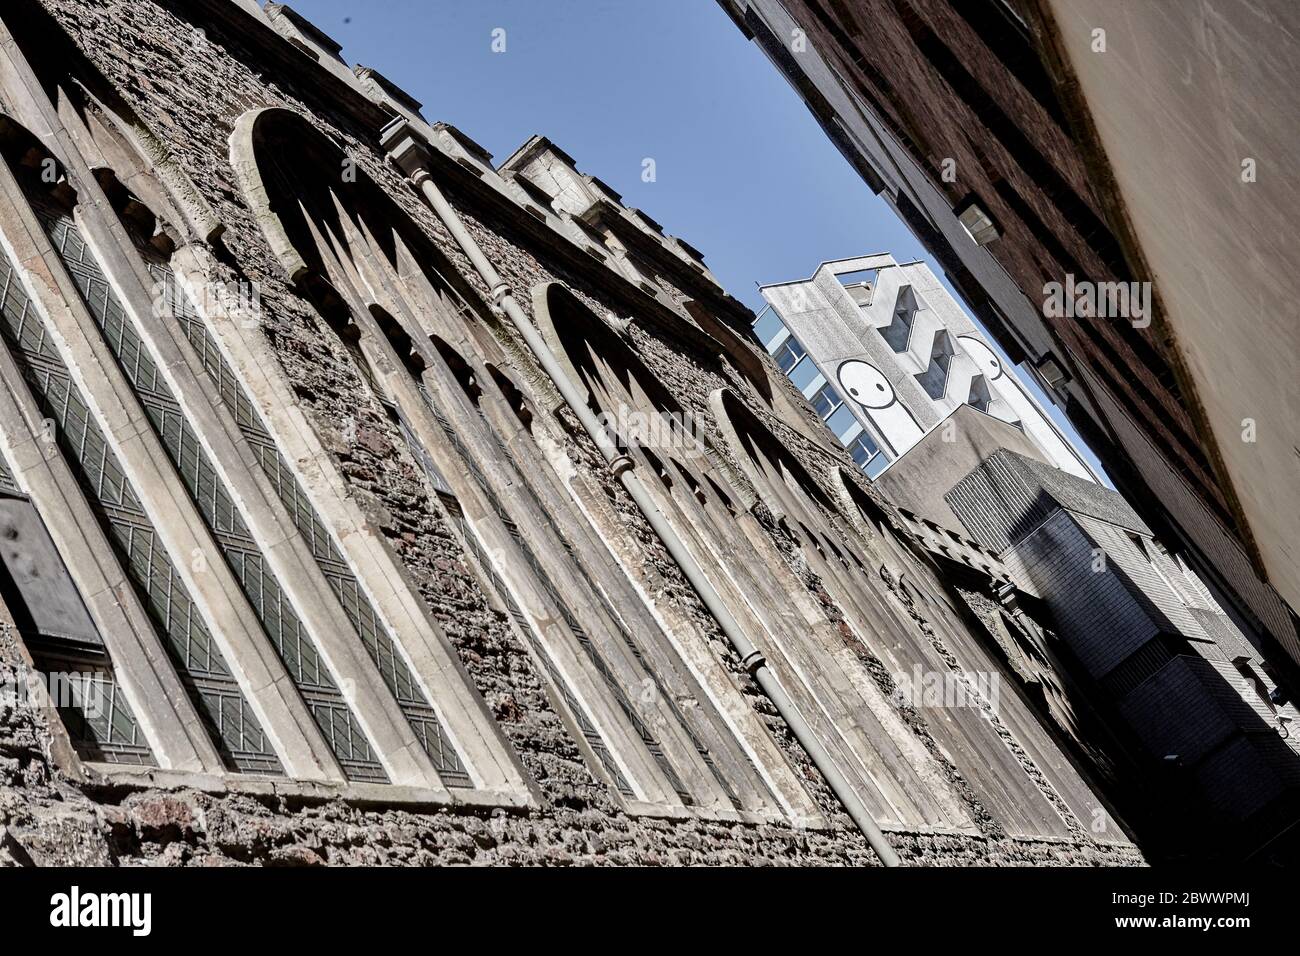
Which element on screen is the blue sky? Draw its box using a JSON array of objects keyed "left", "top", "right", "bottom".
[{"left": 288, "top": 0, "right": 1106, "bottom": 479}]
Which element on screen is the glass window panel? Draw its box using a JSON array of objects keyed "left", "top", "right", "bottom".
[
  {"left": 848, "top": 433, "right": 875, "bottom": 467},
  {"left": 788, "top": 355, "right": 820, "bottom": 393},
  {"left": 826, "top": 405, "right": 857, "bottom": 439},
  {"left": 865, "top": 453, "right": 891, "bottom": 479},
  {"left": 751, "top": 307, "right": 785, "bottom": 349},
  {"left": 774, "top": 338, "right": 805, "bottom": 373},
  {"left": 810, "top": 384, "right": 842, "bottom": 420}
]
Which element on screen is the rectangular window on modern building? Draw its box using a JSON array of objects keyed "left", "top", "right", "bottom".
[
  {"left": 773, "top": 337, "right": 806, "bottom": 374},
  {"left": 810, "top": 383, "right": 844, "bottom": 420},
  {"left": 849, "top": 431, "right": 890, "bottom": 478},
  {"left": 751, "top": 305, "right": 786, "bottom": 349},
  {"left": 849, "top": 431, "right": 879, "bottom": 467},
  {"left": 787, "top": 354, "right": 821, "bottom": 393},
  {"left": 825, "top": 405, "right": 858, "bottom": 441}
]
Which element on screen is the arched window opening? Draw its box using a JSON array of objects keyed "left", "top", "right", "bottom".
[
  {"left": 0, "top": 118, "right": 281, "bottom": 771},
  {"left": 298, "top": 271, "right": 360, "bottom": 339},
  {"left": 371, "top": 303, "right": 426, "bottom": 376},
  {"left": 91, "top": 167, "right": 176, "bottom": 258},
  {"left": 429, "top": 333, "right": 481, "bottom": 404},
  {"left": 399, "top": 333, "right": 758, "bottom": 811},
  {"left": 242, "top": 112, "right": 659, "bottom": 800},
  {"left": 714, "top": 386, "right": 954, "bottom": 647},
  {"left": 486, "top": 364, "right": 534, "bottom": 431},
  {"left": 705, "top": 475, "right": 737, "bottom": 518},
  {"left": 543, "top": 284, "right": 1066, "bottom": 830},
  {"left": 79, "top": 132, "right": 427, "bottom": 777}
]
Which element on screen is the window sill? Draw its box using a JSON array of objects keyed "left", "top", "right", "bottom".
[
  {"left": 80, "top": 762, "right": 538, "bottom": 813},
  {"left": 619, "top": 797, "right": 828, "bottom": 830}
]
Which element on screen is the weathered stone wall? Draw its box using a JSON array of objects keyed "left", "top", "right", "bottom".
[{"left": 0, "top": 0, "right": 1144, "bottom": 866}]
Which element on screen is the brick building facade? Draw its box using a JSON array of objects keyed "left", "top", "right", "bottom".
[{"left": 946, "top": 449, "right": 1300, "bottom": 860}]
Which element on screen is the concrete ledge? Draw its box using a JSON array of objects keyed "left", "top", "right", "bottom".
[
  {"left": 81, "top": 763, "right": 537, "bottom": 813},
  {"left": 80, "top": 764, "right": 827, "bottom": 827},
  {"left": 619, "top": 798, "right": 829, "bottom": 831}
]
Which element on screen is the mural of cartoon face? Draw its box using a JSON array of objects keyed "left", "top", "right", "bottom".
[
  {"left": 837, "top": 360, "right": 896, "bottom": 409},
  {"left": 957, "top": 336, "right": 1003, "bottom": 380}
]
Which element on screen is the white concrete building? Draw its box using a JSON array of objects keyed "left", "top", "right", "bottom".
[{"left": 754, "top": 254, "right": 1096, "bottom": 481}]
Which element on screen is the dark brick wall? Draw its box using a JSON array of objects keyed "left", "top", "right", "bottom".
[{"left": 776, "top": 0, "right": 1229, "bottom": 534}]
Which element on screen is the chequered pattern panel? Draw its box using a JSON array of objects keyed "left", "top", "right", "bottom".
[
  {"left": 0, "top": 215, "right": 273, "bottom": 770},
  {"left": 38, "top": 202, "right": 386, "bottom": 780},
  {"left": 156, "top": 261, "right": 470, "bottom": 784}
]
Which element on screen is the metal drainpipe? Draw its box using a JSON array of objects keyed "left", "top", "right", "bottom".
[{"left": 382, "top": 121, "right": 901, "bottom": 867}]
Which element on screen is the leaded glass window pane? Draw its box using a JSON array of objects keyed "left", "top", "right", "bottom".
[
  {"left": 0, "top": 208, "right": 275, "bottom": 773},
  {"left": 0, "top": 445, "right": 152, "bottom": 765},
  {"left": 42, "top": 651, "right": 153, "bottom": 766},
  {"left": 153, "top": 259, "right": 471, "bottom": 785},
  {"left": 33, "top": 198, "right": 392, "bottom": 781}
]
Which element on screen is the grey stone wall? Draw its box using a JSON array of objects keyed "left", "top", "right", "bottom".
[{"left": 0, "top": 0, "right": 1144, "bottom": 866}]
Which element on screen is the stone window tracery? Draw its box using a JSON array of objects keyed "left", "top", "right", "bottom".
[{"left": 233, "top": 107, "right": 815, "bottom": 821}]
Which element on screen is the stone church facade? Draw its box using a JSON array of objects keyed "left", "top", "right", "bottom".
[{"left": 0, "top": 0, "right": 1141, "bottom": 866}]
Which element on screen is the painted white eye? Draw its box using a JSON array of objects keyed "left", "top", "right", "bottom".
[
  {"left": 837, "top": 360, "right": 895, "bottom": 409},
  {"left": 957, "top": 336, "right": 1003, "bottom": 379}
]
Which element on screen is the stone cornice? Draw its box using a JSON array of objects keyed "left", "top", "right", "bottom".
[{"left": 173, "top": 0, "right": 756, "bottom": 363}]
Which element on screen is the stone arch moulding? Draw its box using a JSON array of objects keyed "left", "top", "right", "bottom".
[
  {"left": 530, "top": 279, "right": 759, "bottom": 510},
  {"left": 229, "top": 105, "right": 519, "bottom": 356},
  {"left": 706, "top": 386, "right": 851, "bottom": 527},
  {"left": 682, "top": 300, "right": 773, "bottom": 402},
  {"left": 231, "top": 105, "right": 455, "bottom": 288},
  {"left": 229, "top": 107, "right": 319, "bottom": 283},
  {"left": 224, "top": 105, "right": 541, "bottom": 804},
  {"left": 682, "top": 300, "right": 842, "bottom": 455}
]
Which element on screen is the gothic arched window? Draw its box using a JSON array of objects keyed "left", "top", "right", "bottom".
[
  {"left": 711, "top": 386, "right": 1116, "bottom": 838},
  {"left": 230, "top": 107, "right": 814, "bottom": 821}
]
